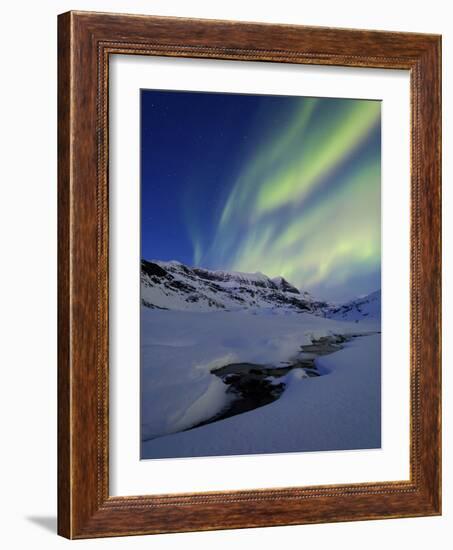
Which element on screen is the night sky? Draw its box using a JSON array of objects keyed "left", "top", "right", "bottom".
[{"left": 141, "top": 89, "right": 381, "bottom": 303}]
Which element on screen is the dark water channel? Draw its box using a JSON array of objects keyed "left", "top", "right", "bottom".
[{"left": 185, "top": 333, "right": 368, "bottom": 432}]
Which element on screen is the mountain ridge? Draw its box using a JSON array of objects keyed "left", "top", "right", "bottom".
[
  {"left": 141, "top": 259, "right": 327, "bottom": 314},
  {"left": 324, "top": 289, "right": 381, "bottom": 321},
  {"left": 141, "top": 259, "right": 380, "bottom": 321}
]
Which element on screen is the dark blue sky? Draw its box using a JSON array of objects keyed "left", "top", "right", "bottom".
[
  {"left": 141, "top": 89, "right": 381, "bottom": 302},
  {"left": 141, "top": 89, "right": 292, "bottom": 265}
]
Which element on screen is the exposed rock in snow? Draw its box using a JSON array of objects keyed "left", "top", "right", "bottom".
[
  {"left": 271, "top": 276, "right": 301, "bottom": 295},
  {"left": 141, "top": 258, "right": 381, "bottom": 322},
  {"left": 141, "top": 259, "right": 329, "bottom": 314}
]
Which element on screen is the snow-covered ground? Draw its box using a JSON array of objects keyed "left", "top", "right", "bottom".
[{"left": 141, "top": 307, "right": 380, "bottom": 459}]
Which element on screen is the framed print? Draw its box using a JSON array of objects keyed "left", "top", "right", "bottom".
[
  {"left": 58, "top": 11, "right": 441, "bottom": 538},
  {"left": 138, "top": 90, "right": 383, "bottom": 461}
]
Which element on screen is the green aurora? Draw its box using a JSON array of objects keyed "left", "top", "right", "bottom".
[
  {"left": 193, "top": 97, "right": 381, "bottom": 301},
  {"left": 141, "top": 91, "right": 381, "bottom": 302}
]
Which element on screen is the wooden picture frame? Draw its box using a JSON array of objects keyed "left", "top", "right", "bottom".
[{"left": 58, "top": 10, "right": 441, "bottom": 539}]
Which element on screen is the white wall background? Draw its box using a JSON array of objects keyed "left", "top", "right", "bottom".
[{"left": 0, "top": 1, "right": 450, "bottom": 548}]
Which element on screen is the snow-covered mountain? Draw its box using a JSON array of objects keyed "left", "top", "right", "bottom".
[
  {"left": 141, "top": 259, "right": 381, "bottom": 321},
  {"left": 141, "top": 259, "right": 327, "bottom": 314},
  {"left": 324, "top": 290, "right": 381, "bottom": 321}
]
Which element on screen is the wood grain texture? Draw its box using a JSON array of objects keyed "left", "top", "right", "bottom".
[
  {"left": 57, "top": 10, "right": 442, "bottom": 539},
  {"left": 57, "top": 11, "right": 72, "bottom": 538}
]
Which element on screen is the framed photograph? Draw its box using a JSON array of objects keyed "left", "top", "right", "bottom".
[{"left": 58, "top": 11, "right": 441, "bottom": 538}]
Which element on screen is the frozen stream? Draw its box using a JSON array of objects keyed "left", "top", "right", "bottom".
[
  {"left": 184, "top": 333, "right": 375, "bottom": 431},
  {"left": 140, "top": 307, "right": 381, "bottom": 459}
]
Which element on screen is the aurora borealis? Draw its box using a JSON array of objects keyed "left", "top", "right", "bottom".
[{"left": 141, "top": 90, "right": 381, "bottom": 302}]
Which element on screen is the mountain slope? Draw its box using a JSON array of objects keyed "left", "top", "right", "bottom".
[
  {"left": 324, "top": 290, "right": 381, "bottom": 321},
  {"left": 141, "top": 259, "right": 327, "bottom": 314}
]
